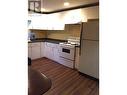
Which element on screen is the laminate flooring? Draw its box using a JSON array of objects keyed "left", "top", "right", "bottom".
[{"left": 31, "top": 57, "right": 99, "bottom": 95}]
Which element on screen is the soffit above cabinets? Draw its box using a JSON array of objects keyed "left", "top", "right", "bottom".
[{"left": 28, "top": 0, "right": 99, "bottom": 13}]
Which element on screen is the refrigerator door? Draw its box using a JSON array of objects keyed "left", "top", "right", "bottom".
[
  {"left": 79, "top": 40, "right": 99, "bottom": 79},
  {"left": 82, "top": 20, "right": 99, "bottom": 40},
  {"left": 79, "top": 19, "right": 99, "bottom": 79}
]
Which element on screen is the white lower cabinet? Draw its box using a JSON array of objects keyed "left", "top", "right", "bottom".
[
  {"left": 44, "top": 43, "right": 54, "bottom": 60},
  {"left": 28, "top": 42, "right": 41, "bottom": 60},
  {"left": 28, "top": 42, "right": 60, "bottom": 62},
  {"left": 53, "top": 44, "right": 60, "bottom": 62},
  {"left": 28, "top": 41, "right": 79, "bottom": 69},
  {"left": 41, "top": 42, "right": 45, "bottom": 57},
  {"left": 31, "top": 46, "right": 41, "bottom": 59},
  {"left": 44, "top": 42, "right": 60, "bottom": 62}
]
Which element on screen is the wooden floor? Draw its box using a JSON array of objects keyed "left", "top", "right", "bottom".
[{"left": 31, "top": 57, "right": 99, "bottom": 95}]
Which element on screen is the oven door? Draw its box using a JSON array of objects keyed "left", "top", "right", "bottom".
[{"left": 59, "top": 46, "right": 75, "bottom": 60}]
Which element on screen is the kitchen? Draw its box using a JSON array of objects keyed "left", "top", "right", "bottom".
[{"left": 28, "top": 0, "right": 99, "bottom": 95}]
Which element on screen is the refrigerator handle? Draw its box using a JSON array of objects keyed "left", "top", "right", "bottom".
[{"left": 79, "top": 22, "right": 83, "bottom": 56}]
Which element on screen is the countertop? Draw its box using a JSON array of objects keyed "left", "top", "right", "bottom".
[
  {"left": 28, "top": 38, "right": 80, "bottom": 48},
  {"left": 28, "top": 38, "right": 67, "bottom": 44}
]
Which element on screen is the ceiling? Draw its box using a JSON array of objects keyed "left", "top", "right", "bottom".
[{"left": 28, "top": 0, "right": 99, "bottom": 12}]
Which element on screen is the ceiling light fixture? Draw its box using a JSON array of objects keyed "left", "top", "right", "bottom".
[{"left": 64, "top": 2, "right": 70, "bottom": 6}]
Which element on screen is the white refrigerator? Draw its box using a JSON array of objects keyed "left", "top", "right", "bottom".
[{"left": 79, "top": 20, "right": 99, "bottom": 79}]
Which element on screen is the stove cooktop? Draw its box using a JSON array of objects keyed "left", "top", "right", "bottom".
[{"left": 59, "top": 42, "right": 80, "bottom": 47}]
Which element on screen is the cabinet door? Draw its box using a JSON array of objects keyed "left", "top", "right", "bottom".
[
  {"left": 41, "top": 42, "right": 45, "bottom": 57},
  {"left": 31, "top": 43, "right": 41, "bottom": 60},
  {"left": 44, "top": 42, "right": 54, "bottom": 60},
  {"left": 47, "top": 14, "right": 65, "bottom": 30},
  {"left": 32, "top": 16, "right": 41, "bottom": 29},
  {"left": 53, "top": 45, "right": 60, "bottom": 62},
  {"left": 53, "top": 23, "right": 65, "bottom": 30},
  {"left": 32, "top": 15, "right": 48, "bottom": 30},
  {"left": 47, "top": 47, "right": 54, "bottom": 60},
  {"left": 31, "top": 46, "right": 41, "bottom": 59}
]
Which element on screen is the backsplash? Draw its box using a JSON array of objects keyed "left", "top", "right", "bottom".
[
  {"left": 29, "top": 29, "right": 47, "bottom": 38},
  {"left": 47, "top": 24, "right": 81, "bottom": 40},
  {"left": 28, "top": 24, "right": 81, "bottom": 40}
]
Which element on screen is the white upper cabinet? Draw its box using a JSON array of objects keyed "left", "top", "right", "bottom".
[
  {"left": 46, "top": 14, "right": 65, "bottom": 30},
  {"left": 32, "top": 14, "right": 48, "bottom": 30},
  {"left": 28, "top": 7, "right": 99, "bottom": 30},
  {"left": 28, "top": 13, "right": 65, "bottom": 30},
  {"left": 60, "top": 9, "right": 87, "bottom": 24}
]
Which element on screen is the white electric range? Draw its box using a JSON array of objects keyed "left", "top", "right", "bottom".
[{"left": 58, "top": 37, "right": 80, "bottom": 68}]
